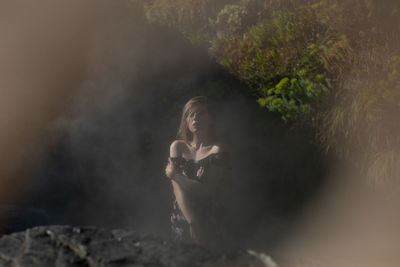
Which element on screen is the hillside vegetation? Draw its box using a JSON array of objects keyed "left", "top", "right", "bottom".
[{"left": 136, "top": 0, "right": 400, "bottom": 185}]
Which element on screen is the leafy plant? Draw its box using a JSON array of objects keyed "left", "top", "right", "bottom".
[{"left": 137, "top": 0, "right": 400, "bottom": 184}]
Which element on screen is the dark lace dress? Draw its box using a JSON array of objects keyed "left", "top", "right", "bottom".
[{"left": 169, "top": 152, "right": 230, "bottom": 244}]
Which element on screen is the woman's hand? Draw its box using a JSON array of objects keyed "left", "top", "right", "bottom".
[
  {"left": 165, "top": 158, "right": 178, "bottom": 179},
  {"left": 166, "top": 157, "right": 205, "bottom": 195}
]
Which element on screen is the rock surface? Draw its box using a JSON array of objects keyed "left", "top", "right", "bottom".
[{"left": 0, "top": 225, "right": 273, "bottom": 267}]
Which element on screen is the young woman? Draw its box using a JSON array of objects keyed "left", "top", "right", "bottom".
[{"left": 165, "top": 96, "right": 230, "bottom": 247}]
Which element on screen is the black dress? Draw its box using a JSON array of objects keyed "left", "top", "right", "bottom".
[{"left": 169, "top": 152, "right": 230, "bottom": 244}]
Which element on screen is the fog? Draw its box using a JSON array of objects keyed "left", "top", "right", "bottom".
[{"left": 0, "top": 1, "right": 399, "bottom": 266}]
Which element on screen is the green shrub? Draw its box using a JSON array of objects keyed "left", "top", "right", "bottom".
[{"left": 137, "top": 0, "right": 400, "bottom": 184}]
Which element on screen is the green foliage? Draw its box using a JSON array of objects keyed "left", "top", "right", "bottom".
[
  {"left": 211, "top": 4, "right": 247, "bottom": 36},
  {"left": 213, "top": 7, "right": 349, "bottom": 121},
  {"left": 137, "top": 0, "right": 400, "bottom": 184},
  {"left": 137, "top": 0, "right": 235, "bottom": 44},
  {"left": 318, "top": 43, "right": 400, "bottom": 184},
  {"left": 257, "top": 73, "right": 330, "bottom": 121}
]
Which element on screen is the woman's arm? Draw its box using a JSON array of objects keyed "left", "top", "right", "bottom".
[
  {"left": 165, "top": 157, "right": 203, "bottom": 195},
  {"left": 165, "top": 140, "right": 206, "bottom": 195},
  {"left": 170, "top": 180, "right": 200, "bottom": 224},
  {"left": 165, "top": 140, "right": 204, "bottom": 224}
]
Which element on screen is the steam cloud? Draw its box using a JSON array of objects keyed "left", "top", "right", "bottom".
[{"left": 2, "top": 1, "right": 399, "bottom": 266}]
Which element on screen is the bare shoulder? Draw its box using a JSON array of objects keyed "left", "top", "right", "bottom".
[
  {"left": 212, "top": 142, "right": 228, "bottom": 154},
  {"left": 169, "top": 140, "right": 186, "bottom": 157}
]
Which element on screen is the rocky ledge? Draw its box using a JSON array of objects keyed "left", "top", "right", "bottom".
[{"left": 0, "top": 225, "right": 276, "bottom": 267}]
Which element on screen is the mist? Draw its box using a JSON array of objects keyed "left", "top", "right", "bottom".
[
  {"left": 0, "top": 0, "right": 327, "bottom": 250},
  {"left": 3, "top": 1, "right": 399, "bottom": 266}
]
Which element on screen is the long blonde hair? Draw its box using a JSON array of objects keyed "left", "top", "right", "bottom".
[{"left": 177, "top": 96, "right": 209, "bottom": 143}]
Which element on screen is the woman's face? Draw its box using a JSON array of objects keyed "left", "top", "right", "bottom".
[{"left": 186, "top": 104, "right": 210, "bottom": 134}]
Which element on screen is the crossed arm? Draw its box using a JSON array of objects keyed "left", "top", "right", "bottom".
[
  {"left": 165, "top": 140, "right": 226, "bottom": 195},
  {"left": 165, "top": 157, "right": 204, "bottom": 195}
]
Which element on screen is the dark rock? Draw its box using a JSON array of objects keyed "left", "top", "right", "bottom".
[{"left": 0, "top": 226, "right": 274, "bottom": 267}]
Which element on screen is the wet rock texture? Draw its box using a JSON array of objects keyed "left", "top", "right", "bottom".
[{"left": 0, "top": 226, "right": 270, "bottom": 267}]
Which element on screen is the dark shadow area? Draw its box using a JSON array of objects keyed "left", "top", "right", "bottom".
[{"left": 1, "top": 0, "right": 331, "bottom": 253}]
